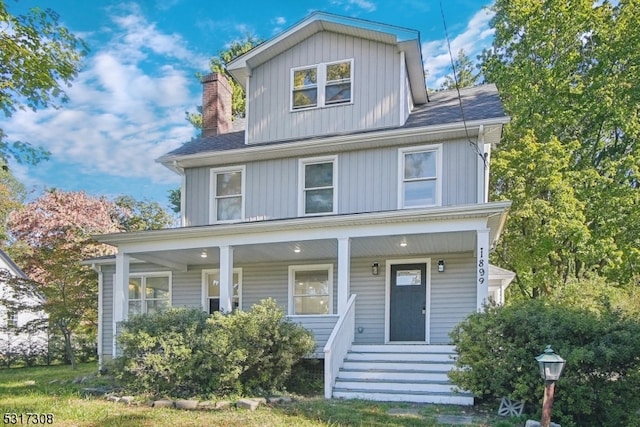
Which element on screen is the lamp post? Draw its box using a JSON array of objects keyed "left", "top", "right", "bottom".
[{"left": 535, "top": 345, "right": 566, "bottom": 427}]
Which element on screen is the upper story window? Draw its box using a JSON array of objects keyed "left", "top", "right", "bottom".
[
  {"left": 291, "top": 59, "right": 353, "bottom": 110},
  {"left": 288, "top": 264, "right": 333, "bottom": 315},
  {"left": 202, "top": 268, "right": 242, "bottom": 314},
  {"left": 299, "top": 156, "right": 337, "bottom": 216},
  {"left": 128, "top": 273, "right": 171, "bottom": 316},
  {"left": 210, "top": 166, "right": 245, "bottom": 223},
  {"left": 398, "top": 144, "right": 442, "bottom": 208}
]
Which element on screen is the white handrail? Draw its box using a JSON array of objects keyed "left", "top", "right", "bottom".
[{"left": 323, "top": 293, "right": 356, "bottom": 399}]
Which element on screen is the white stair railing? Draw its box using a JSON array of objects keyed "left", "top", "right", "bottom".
[{"left": 323, "top": 294, "right": 356, "bottom": 399}]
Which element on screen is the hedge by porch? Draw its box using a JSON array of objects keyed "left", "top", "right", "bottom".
[{"left": 114, "top": 298, "right": 315, "bottom": 398}]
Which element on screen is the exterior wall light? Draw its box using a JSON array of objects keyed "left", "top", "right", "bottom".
[
  {"left": 371, "top": 263, "right": 379, "bottom": 275},
  {"left": 437, "top": 259, "right": 445, "bottom": 272},
  {"left": 535, "top": 345, "right": 566, "bottom": 427}
]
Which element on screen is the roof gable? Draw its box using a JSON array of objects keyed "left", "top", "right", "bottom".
[{"left": 226, "top": 11, "right": 427, "bottom": 104}]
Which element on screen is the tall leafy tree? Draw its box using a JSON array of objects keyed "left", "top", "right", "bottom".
[
  {"left": 482, "top": 0, "right": 640, "bottom": 297},
  {"left": 185, "top": 35, "right": 262, "bottom": 129},
  {"left": 7, "top": 190, "right": 174, "bottom": 367},
  {"left": 113, "top": 195, "right": 175, "bottom": 231},
  {"left": 8, "top": 191, "right": 120, "bottom": 368},
  {"left": 439, "top": 49, "right": 482, "bottom": 90},
  {"left": 0, "top": 1, "right": 87, "bottom": 166}
]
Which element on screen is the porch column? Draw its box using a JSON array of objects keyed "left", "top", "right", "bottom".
[
  {"left": 476, "top": 229, "right": 489, "bottom": 311},
  {"left": 337, "top": 237, "right": 351, "bottom": 315},
  {"left": 113, "top": 252, "right": 130, "bottom": 357},
  {"left": 219, "top": 245, "right": 234, "bottom": 314}
]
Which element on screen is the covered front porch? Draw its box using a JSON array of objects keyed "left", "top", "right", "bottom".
[{"left": 96, "top": 202, "right": 510, "bottom": 401}]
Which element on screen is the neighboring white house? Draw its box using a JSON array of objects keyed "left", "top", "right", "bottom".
[
  {"left": 0, "top": 249, "right": 48, "bottom": 359},
  {"left": 90, "top": 12, "right": 514, "bottom": 404}
]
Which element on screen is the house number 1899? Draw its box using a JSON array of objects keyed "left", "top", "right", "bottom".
[{"left": 478, "top": 248, "right": 486, "bottom": 284}]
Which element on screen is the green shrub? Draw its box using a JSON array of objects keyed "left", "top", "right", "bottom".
[
  {"left": 449, "top": 299, "right": 640, "bottom": 427},
  {"left": 115, "top": 308, "right": 210, "bottom": 397},
  {"left": 198, "top": 298, "right": 316, "bottom": 395},
  {"left": 115, "top": 299, "right": 315, "bottom": 398}
]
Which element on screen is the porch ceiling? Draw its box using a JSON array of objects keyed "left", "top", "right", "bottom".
[{"left": 130, "top": 231, "right": 476, "bottom": 269}]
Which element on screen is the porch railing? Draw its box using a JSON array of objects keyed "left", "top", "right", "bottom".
[{"left": 323, "top": 293, "right": 356, "bottom": 399}]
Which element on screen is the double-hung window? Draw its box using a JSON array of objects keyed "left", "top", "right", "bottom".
[
  {"left": 291, "top": 59, "right": 352, "bottom": 110},
  {"left": 128, "top": 273, "right": 171, "bottom": 316},
  {"left": 299, "top": 156, "right": 337, "bottom": 216},
  {"left": 210, "top": 166, "right": 245, "bottom": 223},
  {"left": 399, "top": 145, "right": 442, "bottom": 208},
  {"left": 289, "top": 264, "right": 333, "bottom": 315},
  {"left": 202, "top": 269, "right": 242, "bottom": 314}
]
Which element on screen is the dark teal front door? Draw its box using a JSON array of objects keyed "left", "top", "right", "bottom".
[{"left": 390, "top": 263, "right": 427, "bottom": 341}]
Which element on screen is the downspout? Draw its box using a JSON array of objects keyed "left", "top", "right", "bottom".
[{"left": 90, "top": 263, "right": 103, "bottom": 370}]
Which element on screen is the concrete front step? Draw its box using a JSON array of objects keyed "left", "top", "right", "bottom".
[
  {"left": 332, "top": 388, "right": 474, "bottom": 405},
  {"left": 335, "top": 378, "right": 455, "bottom": 393},
  {"left": 331, "top": 344, "right": 471, "bottom": 405},
  {"left": 350, "top": 344, "right": 455, "bottom": 353},
  {"left": 342, "top": 360, "right": 453, "bottom": 371},
  {"left": 347, "top": 351, "right": 455, "bottom": 363},
  {"left": 338, "top": 369, "right": 450, "bottom": 382}
]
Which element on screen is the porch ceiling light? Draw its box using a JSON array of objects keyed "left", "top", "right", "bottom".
[
  {"left": 294, "top": 245, "right": 301, "bottom": 253},
  {"left": 400, "top": 240, "right": 407, "bottom": 247},
  {"left": 200, "top": 250, "right": 208, "bottom": 258}
]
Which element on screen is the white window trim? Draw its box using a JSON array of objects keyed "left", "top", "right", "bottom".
[
  {"left": 127, "top": 271, "right": 172, "bottom": 316},
  {"left": 397, "top": 144, "right": 443, "bottom": 209},
  {"left": 209, "top": 165, "right": 246, "bottom": 224},
  {"left": 290, "top": 59, "right": 354, "bottom": 111},
  {"left": 298, "top": 155, "right": 338, "bottom": 216},
  {"left": 201, "top": 268, "right": 243, "bottom": 313},
  {"left": 288, "top": 264, "right": 334, "bottom": 316}
]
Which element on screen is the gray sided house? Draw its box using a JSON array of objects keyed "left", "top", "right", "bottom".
[{"left": 91, "top": 12, "right": 513, "bottom": 404}]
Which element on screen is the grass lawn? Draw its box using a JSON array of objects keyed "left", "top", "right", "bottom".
[{"left": 0, "top": 363, "right": 524, "bottom": 426}]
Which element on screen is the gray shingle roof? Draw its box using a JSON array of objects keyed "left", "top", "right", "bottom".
[{"left": 163, "top": 84, "right": 505, "bottom": 158}]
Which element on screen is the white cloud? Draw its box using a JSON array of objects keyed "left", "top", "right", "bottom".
[
  {"left": 330, "top": 0, "right": 377, "bottom": 13},
  {"left": 0, "top": 3, "right": 203, "bottom": 188},
  {"left": 422, "top": 8, "right": 495, "bottom": 89}
]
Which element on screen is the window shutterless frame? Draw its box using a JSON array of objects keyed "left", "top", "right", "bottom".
[
  {"left": 398, "top": 144, "right": 443, "bottom": 208},
  {"left": 126, "top": 272, "right": 172, "bottom": 316},
  {"left": 288, "top": 264, "right": 334, "bottom": 315},
  {"left": 201, "top": 268, "right": 243, "bottom": 314},
  {"left": 209, "top": 165, "right": 246, "bottom": 224},
  {"left": 290, "top": 59, "right": 353, "bottom": 111},
  {"left": 298, "top": 155, "right": 338, "bottom": 216}
]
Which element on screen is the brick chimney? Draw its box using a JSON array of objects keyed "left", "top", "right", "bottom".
[{"left": 201, "top": 73, "right": 232, "bottom": 137}]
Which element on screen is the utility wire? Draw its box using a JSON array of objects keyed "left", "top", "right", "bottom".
[{"left": 440, "top": 1, "right": 487, "bottom": 169}]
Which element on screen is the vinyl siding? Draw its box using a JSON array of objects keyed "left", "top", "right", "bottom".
[
  {"left": 429, "top": 253, "right": 476, "bottom": 343},
  {"left": 350, "top": 257, "right": 387, "bottom": 344},
  {"left": 101, "top": 265, "right": 114, "bottom": 357},
  {"left": 247, "top": 31, "right": 401, "bottom": 144},
  {"left": 183, "top": 139, "right": 478, "bottom": 225},
  {"left": 100, "top": 253, "right": 476, "bottom": 359}
]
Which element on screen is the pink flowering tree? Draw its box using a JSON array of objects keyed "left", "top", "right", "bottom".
[{"left": 8, "top": 190, "right": 122, "bottom": 368}]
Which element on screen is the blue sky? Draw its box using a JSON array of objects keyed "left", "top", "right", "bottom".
[{"left": 1, "top": 0, "right": 495, "bottom": 211}]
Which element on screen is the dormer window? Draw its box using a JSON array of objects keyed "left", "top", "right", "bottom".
[{"left": 291, "top": 59, "right": 352, "bottom": 110}]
